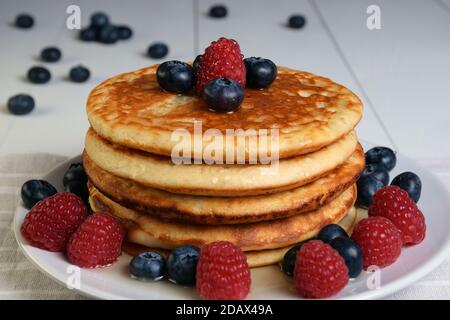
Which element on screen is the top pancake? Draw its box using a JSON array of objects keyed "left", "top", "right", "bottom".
[{"left": 87, "top": 65, "right": 363, "bottom": 161}]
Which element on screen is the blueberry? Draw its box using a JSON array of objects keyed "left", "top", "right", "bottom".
[
  {"left": 129, "top": 251, "right": 166, "bottom": 281},
  {"left": 97, "top": 25, "right": 119, "bottom": 44},
  {"left": 167, "top": 245, "right": 200, "bottom": 285},
  {"left": 69, "top": 65, "right": 90, "bottom": 83},
  {"left": 27, "top": 66, "right": 51, "bottom": 84},
  {"left": 365, "top": 146, "right": 396, "bottom": 172},
  {"left": 360, "top": 163, "right": 389, "bottom": 186},
  {"left": 288, "top": 14, "right": 306, "bottom": 29},
  {"left": 90, "top": 12, "right": 109, "bottom": 28},
  {"left": 65, "top": 181, "right": 89, "bottom": 206},
  {"left": 193, "top": 54, "right": 202, "bottom": 75},
  {"left": 356, "top": 174, "right": 385, "bottom": 208},
  {"left": 15, "top": 14, "right": 34, "bottom": 29},
  {"left": 281, "top": 244, "right": 303, "bottom": 276},
  {"left": 203, "top": 78, "right": 244, "bottom": 113},
  {"left": 156, "top": 60, "right": 194, "bottom": 94},
  {"left": 21, "top": 180, "right": 57, "bottom": 209},
  {"left": 79, "top": 27, "right": 97, "bottom": 41},
  {"left": 63, "top": 163, "right": 87, "bottom": 187},
  {"left": 117, "top": 25, "right": 133, "bottom": 40},
  {"left": 329, "top": 237, "right": 363, "bottom": 278},
  {"left": 147, "top": 42, "right": 169, "bottom": 59},
  {"left": 391, "top": 171, "right": 422, "bottom": 203},
  {"left": 7, "top": 94, "right": 35, "bottom": 115},
  {"left": 244, "top": 57, "right": 277, "bottom": 88},
  {"left": 40, "top": 47, "right": 62, "bottom": 63},
  {"left": 317, "top": 224, "right": 348, "bottom": 244},
  {"left": 209, "top": 5, "right": 228, "bottom": 18}
]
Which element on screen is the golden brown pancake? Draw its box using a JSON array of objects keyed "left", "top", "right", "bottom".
[
  {"left": 84, "top": 128, "right": 358, "bottom": 196},
  {"left": 121, "top": 205, "right": 358, "bottom": 268},
  {"left": 87, "top": 65, "right": 363, "bottom": 161},
  {"left": 88, "top": 184, "right": 357, "bottom": 251},
  {"left": 84, "top": 144, "right": 364, "bottom": 224}
]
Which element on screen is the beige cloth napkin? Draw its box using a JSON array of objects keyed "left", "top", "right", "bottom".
[{"left": 0, "top": 153, "right": 449, "bottom": 300}]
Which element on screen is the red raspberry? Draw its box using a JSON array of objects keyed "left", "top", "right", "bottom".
[
  {"left": 294, "top": 240, "right": 349, "bottom": 298},
  {"left": 195, "top": 37, "right": 246, "bottom": 95},
  {"left": 21, "top": 192, "right": 86, "bottom": 252},
  {"left": 67, "top": 212, "right": 124, "bottom": 268},
  {"left": 369, "top": 186, "right": 426, "bottom": 245},
  {"left": 196, "top": 241, "right": 251, "bottom": 300},
  {"left": 351, "top": 217, "right": 402, "bottom": 269}
]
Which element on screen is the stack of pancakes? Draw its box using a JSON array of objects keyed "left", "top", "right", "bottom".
[{"left": 84, "top": 65, "right": 364, "bottom": 268}]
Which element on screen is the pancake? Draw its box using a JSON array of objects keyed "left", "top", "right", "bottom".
[
  {"left": 88, "top": 184, "right": 357, "bottom": 251},
  {"left": 84, "top": 128, "right": 358, "bottom": 196},
  {"left": 121, "top": 206, "right": 358, "bottom": 268},
  {"left": 84, "top": 144, "right": 364, "bottom": 224},
  {"left": 87, "top": 65, "right": 363, "bottom": 161}
]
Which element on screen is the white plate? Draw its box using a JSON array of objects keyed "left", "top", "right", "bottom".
[{"left": 14, "top": 144, "right": 450, "bottom": 300}]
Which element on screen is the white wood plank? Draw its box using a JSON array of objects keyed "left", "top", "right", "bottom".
[
  {"left": 197, "top": 0, "right": 395, "bottom": 150},
  {"left": 316, "top": 0, "right": 450, "bottom": 158},
  {"left": 0, "top": 0, "right": 195, "bottom": 157}
]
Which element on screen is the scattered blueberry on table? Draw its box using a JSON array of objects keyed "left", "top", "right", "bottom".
[
  {"left": 281, "top": 244, "right": 303, "bottom": 276},
  {"left": 7, "top": 94, "right": 35, "bottom": 115},
  {"left": 317, "top": 224, "right": 348, "bottom": 244},
  {"left": 329, "top": 237, "right": 363, "bottom": 278},
  {"left": 69, "top": 65, "right": 90, "bottom": 83},
  {"left": 78, "top": 12, "right": 133, "bottom": 44},
  {"left": 365, "top": 146, "right": 397, "bottom": 172},
  {"left": 244, "top": 57, "right": 277, "bottom": 88},
  {"left": 98, "top": 25, "right": 120, "bottom": 44},
  {"left": 167, "top": 245, "right": 200, "bottom": 286},
  {"left": 90, "top": 12, "right": 109, "bottom": 28},
  {"left": 148, "top": 42, "right": 169, "bottom": 59},
  {"left": 27, "top": 66, "right": 51, "bottom": 84},
  {"left": 287, "top": 14, "right": 306, "bottom": 29},
  {"left": 129, "top": 251, "right": 167, "bottom": 281},
  {"left": 40, "top": 47, "right": 62, "bottom": 63},
  {"left": 117, "top": 25, "right": 133, "bottom": 40},
  {"left": 203, "top": 78, "right": 244, "bottom": 113},
  {"left": 21, "top": 180, "right": 57, "bottom": 209},
  {"left": 391, "top": 171, "right": 422, "bottom": 203},
  {"left": 209, "top": 5, "right": 228, "bottom": 18},
  {"left": 156, "top": 60, "right": 194, "bottom": 94},
  {"left": 79, "top": 27, "right": 97, "bottom": 41},
  {"left": 15, "top": 13, "right": 34, "bottom": 29}
]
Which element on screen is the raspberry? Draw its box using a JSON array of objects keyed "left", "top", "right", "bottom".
[
  {"left": 294, "top": 240, "right": 349, "bottom": 298},
  {"left": 67, "top": 212, "right": 124, "bottom": 268},
  {"left": 196, "top": 241, "right": 251, "bottom": 300},
  {"left": 369, "top": 186, "right": 426, "bottom": 245},
  {"left": 195, "top": 37, "right": 246, "bottom": 95},
  {"left": 21, "top": 192, "right": 86, "bottom": 252},
  {"left": 351, "top": 217, "right": 402, "bottom": 269}
]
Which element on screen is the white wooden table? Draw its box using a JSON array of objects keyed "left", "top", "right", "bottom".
[{"left": 0, "top": 0, "right": 449, "bottom": 299}]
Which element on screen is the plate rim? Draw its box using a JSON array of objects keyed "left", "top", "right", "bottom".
[{"left": 13, "top": 153, "right": 450, "bottom": 300}]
